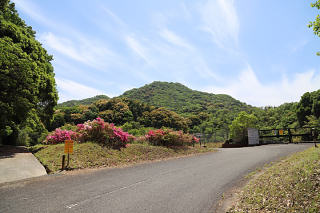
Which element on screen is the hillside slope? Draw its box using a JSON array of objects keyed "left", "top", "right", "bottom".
[
  {"left": 57, "top": 95, "right": 109, "bottom": 108},
  {"left": 121, "top": 81, "right": 251, "bottom": 115},
  {"left": 56, "top": 82, "right": 299, "bottom": 138}
]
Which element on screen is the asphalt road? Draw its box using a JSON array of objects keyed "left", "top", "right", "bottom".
[{"left": 0, "top": 144, "right": 312, "bottom": 213}]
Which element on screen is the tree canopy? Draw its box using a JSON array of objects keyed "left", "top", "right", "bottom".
[
  {"left": 0, "top": 0, "right": 58, "bottom": 145},
  {"left": 229, "top": 111, "right": 258, "bottom": 143},
  {"left": 297, "top": 89, "right": 320, "bottom": 127},
  {"left": 51, "top": 98, "right": 189, "bottom": 133},
  {"left": 309, "top": 0, "right": 320, "bottom": 55}
]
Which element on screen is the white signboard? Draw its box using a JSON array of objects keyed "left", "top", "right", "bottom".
[{"left": 248, "top": 128, "right": 259, "bottom": 145}]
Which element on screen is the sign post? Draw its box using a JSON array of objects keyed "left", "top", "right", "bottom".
[{"left": 64, "top": 140, "right": 74, "bottom": 169}]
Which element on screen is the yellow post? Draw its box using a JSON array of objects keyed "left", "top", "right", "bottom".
[{"left": 64, "top": 140, "right": 74, "bottom": 168}]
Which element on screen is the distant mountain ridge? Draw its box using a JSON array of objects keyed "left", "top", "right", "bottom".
[
  {"left": 120, "top": 81, "right": 251, "bottom": 115},
  {"left": 55, "top": 81, "right": 301, "bottom": 137},
  {"left": 58, "top": 95, "right": 109, "bottom": 108},
  {"left": 58, "top": 81, "right": 252, "bottom": 115}
]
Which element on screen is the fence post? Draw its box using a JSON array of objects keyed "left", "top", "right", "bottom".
[
  {"left": 313, "top": 128, "right": 318, "bottom": 148},
  {"left": 288, "top": 129, "right": 292, "bottom": 143}
]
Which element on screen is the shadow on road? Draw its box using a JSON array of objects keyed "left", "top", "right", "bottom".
[{"left": 0, "top": 146, "right": 29, "bottom": 159}]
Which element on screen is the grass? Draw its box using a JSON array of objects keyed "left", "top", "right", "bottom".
[
  {"left": 228, "top": 147, "right": 320, "bottom": 212},
  {"left": 30, "top": 142, "right": 223, "bottom": 174}
]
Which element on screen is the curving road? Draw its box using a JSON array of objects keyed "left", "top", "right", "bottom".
[{"left": 0, "top": 144, "right": 312, "bottom": 213}]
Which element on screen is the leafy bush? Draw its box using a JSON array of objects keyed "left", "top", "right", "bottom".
[
  {"left": 59, "top": 123, "right": 77, "bottom": 131},
  {"left": 44, "top": 128, "right": 77, "bottom": 145},
  {"left": 43, "top": 118, "right": 135, "bottom": 149},
  {"left": 16, "top": 127, "right": 31, "bottom": 146},
  {"left": 145, "top": 128, "right": 198, "bottom": 147},
  {"left": 77, "top": 118, "right": 134, "bottom": 149},
  {"left": 229, "top": 111, "right": 257, "bottom": 144},
  {"left": 16, "top": 111, "right": 49, "bottom": 146}
]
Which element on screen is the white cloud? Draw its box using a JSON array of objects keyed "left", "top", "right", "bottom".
[
  {"left": 123, "top": 29, "right": 222, "bottom": 82},
  {"left": 180, "top": 2, "right": 192, "bottom": 20},
  {"left": 15, "top": 1, "right": 120, "bottom": 72},
  {"left": 14, "top": 0, "right": 53, "bottom": 27},
  {"left": 160, "top": 28, "right": 193, "bottom": 50},
  {"left": 125, "top": 35, "right": 152, "bottom": 64},
  {"left": 193, "top": 57, "right": 222, "bottom": 81},
  {"left": 14, "top": 0, "right": 74, "bottom": 35},
  {"left": 200, "top": 0, "right": 239, "bottom": 48},
  {"left": 40, "top": 32, "right": 116, "bottom": 71},
  {"left": 152, "top": 29, "right": 221, "bottom": 81},
  {"left": 204, "top": 66, "right": 320, "bottom": 106},
  {"left": 56, "top": 78, "right": 110, "bottom": 103},
  {"left": 102, "top": 7, "right": 127, "bottom": 29},
  {"left": 290, "top": 39, "right": 309, "bottom": 54}
]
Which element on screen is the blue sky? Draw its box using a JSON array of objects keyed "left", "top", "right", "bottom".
[{"left": 13, "top": 0, "right": 320, "bottom": 106}]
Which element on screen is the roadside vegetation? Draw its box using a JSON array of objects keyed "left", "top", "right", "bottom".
[
  {"left": 30, "top": 142, "right": 222, "bottom": 174},
  {"left": 228, "top": 147, "right": 320, "bottom": 212},
  {"left": 28, "top": 117, "right": 222, "bottom": 173}
]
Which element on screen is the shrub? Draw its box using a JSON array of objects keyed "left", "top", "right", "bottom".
[
  {"left": 145, "top": 128, "right": 198, "bottom": 147},
  {"left": 132, "top": 136, "right": 148, "bottom": 144},
  {"left": 59, "top": 123, "right": 77, "bottom": 131},
  {"left": 77, "top": 117, "right": 134, "bottom": 149},
  {"left": 43, "top": 118, "right": 135, "bottom": 149},
  {"left": 192, "top": 136, "right": 200, "bottom": 143},
  {"left": 44, "top": 128, "right": 77, "bottom": 144},
  {"left": 16, "top": 127, "right": 31, "bottom": 146}
]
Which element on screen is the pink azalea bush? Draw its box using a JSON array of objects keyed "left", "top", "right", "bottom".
[
  {"left": 192, "top": 136, "right": 200, "bottom": 143},
  {"left": 44, "top": 128, "right": 77, "bottom": 145},
  {"left": 145, "top": 128, "right": 197, "bottom": 147},
  {"left": 76, "top": 117, "right": 134, "bottom": 149},
  {"left": 43, "top": 118, "right": 134, "bottom": 149}
]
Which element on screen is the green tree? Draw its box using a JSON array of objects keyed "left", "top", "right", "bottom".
[
  {"left": 297, "top": 90, "right": 320, "bottom": 126},
  {"left": 0, "top": 0, "right": 58, "bottom": 145},
  {"left": 229, "top": 111, "right": 257, "bottom": 144},
  {"left": 309, "top": 0, "right": 320, "bottom": 55}
]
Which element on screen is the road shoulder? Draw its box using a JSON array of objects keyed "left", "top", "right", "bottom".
[{"left": 0, "top": 146, "right": 47, "bottom": 184}]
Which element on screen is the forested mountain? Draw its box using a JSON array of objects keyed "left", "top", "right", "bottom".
[
  {"left": 56, "top": 82, "right": 254, "bottom": 140},
  {"left": 57, "top": 81, "right": 302, "bottom": 141},
  {"left": 119, "top": 82, "right": 257, "bottom": 138},
  {"left": 121, "top": 81, "right": 251, "bottom": 115},
  {"left": 57, "top": 95, "right": 109, "bottom": 108}
]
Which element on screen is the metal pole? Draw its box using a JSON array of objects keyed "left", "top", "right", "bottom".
[
  {"left": 61, "top": 155, "right": 65, "bottom": 170},
  {"left": 67, "top": 153, "right": 70, "bottom": 168}
]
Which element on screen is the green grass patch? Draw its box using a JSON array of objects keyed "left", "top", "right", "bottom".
[
  {"left": 228, "top": 147, "right": 320, "bottom": 212},
  {"left": 30, "top": 142, "right": 221, "bottom": 174}
]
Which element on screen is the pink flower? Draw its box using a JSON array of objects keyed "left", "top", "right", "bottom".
[
  {"left": 193, "top": 136, "right": 200, "bottom": 143},
  {"left": 44, "top": 128, "right": 77, "bottom": 144}
]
